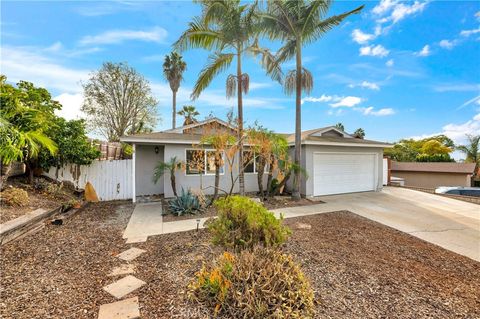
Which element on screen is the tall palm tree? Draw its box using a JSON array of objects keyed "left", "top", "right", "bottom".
[
  {"left": 174, "top": 0, "right": 281, "bottom": 195},
  {"left": 163, "top": 52, "right": 187, "bottom": 129},
  {"left": 259, "top": 0, "right": 363, "bottom": 199},
  {"left": 457, "top": 135, "right": 479, "bottom": 165},
  {"left": 177, "top": 105, "right": 200, "bottom": 126}
]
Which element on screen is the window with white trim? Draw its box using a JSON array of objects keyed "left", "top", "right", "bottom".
[
  {"left": 243, "top": 150, "right": 265, "bottom": 173},
  {"left": 186, "top": 149, "right": 224, "bottom": 175}
]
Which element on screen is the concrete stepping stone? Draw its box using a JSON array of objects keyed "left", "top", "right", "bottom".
[
  {"left": 98, "top": 296, "right": 140, "bottom": 319},
  {"left": 125, "top": 236, "right": 148, "bottom": 244},
  {"left": 103, "top": 275, "right": 146, "bottom": 299},
  {"left": 116, "top": 248, "right": 146, "bottom": 262},
  {"left": 108, "top": 264, "right": 135, "bottom": 277}
]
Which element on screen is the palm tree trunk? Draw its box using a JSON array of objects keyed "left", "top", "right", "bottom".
[
  {"left": 292, "top": 42, "right": 302, "bottom": 200},
  {"left": 213, "top": 166, "right": 220, "bottom": 201},
  {"left": 172, "top": 90, "right": 177, "bottom": 129},
  {"left": 266, "top": 154, "right": 274, "bottom": 197},
  {"left": 257, "top": 157, "right": 266, "bottom": 199},
  {"left": 237, "top": 47, "right": 245, "bottom": 196},
  {"left": 171, "top": 173, "right": 178, "bottom": 197}
]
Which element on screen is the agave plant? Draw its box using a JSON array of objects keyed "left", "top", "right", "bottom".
[{"left": 168, "top": 188, "right": 202, "bottom": 216}]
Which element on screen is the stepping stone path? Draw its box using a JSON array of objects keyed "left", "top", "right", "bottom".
[
  {"left": 103, "top": 275, "right": 146, "bottom": 299},
  {"left": 125, "top": 236, "right": 148, "bottom": 244},
  {"left": 116, "top": 247, "right": 146, "bottom": 262},
  {"left": 98, "top": 297, "right": 140, "bottom": 319},
  {"left": 108, "top": 264, "right": 136, "bottom": 277},
  {"left": 98, "top": 242, "right": 147, "bottom": 317}
]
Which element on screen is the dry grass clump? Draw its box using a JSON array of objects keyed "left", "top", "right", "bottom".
[
  {"left": 188, "top": 247, "right": 315, "bottom": 318},
  {"left": 1, "top": 187, "right": 29, "bottom": 207}
]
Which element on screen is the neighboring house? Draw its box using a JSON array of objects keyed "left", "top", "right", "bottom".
[
  {"left": 120, "top": 118, "right": 391, "bottom": 201},
  {"left": 390, "top": 162, "right": 476, "bottom": 188}
]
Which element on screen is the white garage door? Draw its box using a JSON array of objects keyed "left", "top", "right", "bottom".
[{"left": 313, "top": 153, "right": 377, "bottom": 196}]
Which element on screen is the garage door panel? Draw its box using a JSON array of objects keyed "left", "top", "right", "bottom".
[{"left": 313, "top": 153, "right": 376, "bottom": 196}]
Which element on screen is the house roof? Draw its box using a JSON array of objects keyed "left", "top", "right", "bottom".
[
  {"left": 391, "top": 162, "right": 476, "bottom": 174},
  {"left": 120, "top": 119, "right": 392, "bottom": 148}
]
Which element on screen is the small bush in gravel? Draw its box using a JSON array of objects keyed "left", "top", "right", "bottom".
[
  {"left": 208, "top": 196, "right": 290, "bottom": 251},
  {"left": 188, "top": 247, "right": 315, "bottom": 318},
  {"left": 168, "top": 188, "right": 202, "bottom": 216},
  {"left": 1, "top": 187, "right": 29, "bottom": 207}
]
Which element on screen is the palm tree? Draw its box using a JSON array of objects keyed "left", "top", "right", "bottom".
[
  {"left": 335, "top": 122, "right": 345, "bottom": 131},
  {"left": 163, "top": 52, "right": 187, "bottom": 129},
  {"left": 457, "top": 135, "right": 479, "bottom": 165},
  {"left": 177, "top": 105, "right": 200, "bottom": 126},
  {"left": 174, "top": 0, "right": 281, "bottom": 195},
  {"left": 353, "top": 128, "right": 365, "bottom": 139},
  {"left": 259, "top": 0, "right": 363, "bottom": 199},
  {"left": 152, "top": 156, "right": 183, "bottom": 197},
  {"left": 0, "top": 76, "right": 57, "bottom": 188}
]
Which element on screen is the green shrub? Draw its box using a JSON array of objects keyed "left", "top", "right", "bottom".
[
  {"left": 168, "top": 188, "right": 202, "bottom": 216},
  {"left": 208, "top": 196, "right": 290, "bottom": 251},
  {"left": 415, "top": 153, "right": 454, "bottom": 162},
  {"left": 1, "top": 187, "right": 29, "bottom": 207},
  {"left": 188, "top": 247, "right": 315, "bottom": 318}
]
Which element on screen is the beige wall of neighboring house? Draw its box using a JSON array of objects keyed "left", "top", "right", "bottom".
[{"left": 391, "top": 171, "right": 472, "bottom": 188}]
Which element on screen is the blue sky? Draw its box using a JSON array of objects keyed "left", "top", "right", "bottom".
[{"left": 1, "top": 0, "right": 479, "bottom": 156}]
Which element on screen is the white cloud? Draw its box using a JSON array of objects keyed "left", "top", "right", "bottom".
[
  {"left": 249, "top": 82, "right": 273, "bottom": 90},
  {"left": 330, "top": 96, "right": 363, "bottom": 108},
  {"left": 458, "top": 95, "right": 480, "bottom": 109},
  {"left": 386, "top": 59, "right": 394, "bottom": 67},
  {"left": 372, "top": 0, "right": 399, "bottom": 15},
  {"left": 302, "top": 94, "right": 339, "bottom": 104},
  {"left": 439, "top": 39, "right": 456, "bottom": 49},
  {"left": 357, "top": 106, "right": 395, "bottom": 116},
  {"left": 359, "top": 45, "right": 390, "bottom": 57},
  {"left": 460, "top": 27, "right": 480, "bottom": 37},
  {"left": 351, "top": 29, "right": 375, "bottom": 44},
  {"left": 433, "top": 83, "right": 480, "bottom": 92},
  {"left": 416, "top": 44, "right": 431, "bottom": 57},
  {"left": 1, "top": 45, "right": 89, "bottom": 93},
  {"left": 79, "top": 27, "right": 167, "bottom": 46},
  {"left": 374, "top": 0, "right": 428, "bottom": 25},
  {"left": 476, "top": 11, "right": 480, "bottom": 22},
  {"left": 54, "top": 93, "right": 85, "bottom": 120},
  {"left": 349, "top": 81, "right": 380, "bottom": 90}
]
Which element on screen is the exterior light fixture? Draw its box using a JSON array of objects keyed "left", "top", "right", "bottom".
[{"left": 154, "top": 146, "right": 159, "bottom": 154}]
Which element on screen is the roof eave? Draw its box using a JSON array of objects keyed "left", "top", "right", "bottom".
[{"left": 288, "top": 140, "right": 394, "bottom": 148}]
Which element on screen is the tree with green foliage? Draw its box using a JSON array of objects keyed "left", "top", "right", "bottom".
[
  {"left": 335, "top": 123, "right": 345, "bottom": 131},
  {"left": 163, "top": 52, "right": 187, "bottom": 129},
  {"left": 153, "top": 156, "right": 183, "bottom": 197},
  {"left": 259, "top": 0, "right": 364, "bottom": 199},
  {"left": 353, "top": 128, "right": 365, "bottom": 139},
  {"left": 38, "top": 118, "right": 100, "bottom": 175},
  {"left": 456, "top": 135, "right": 479, "bottom": 165},
  {"left": 177, "top": 105, "right": 200, "bottom": 126},
  {"left": 175, "top": 0, "right": 281, "bottom": 196},
  {"left": 384, "top": 135, "right": 455, "bottom": 162},
  {"left": 0, "top": 76, "right": 58, "bottom": 186},
  {"left": 82, "top": 62, "right": 158, "bottom": 142}
]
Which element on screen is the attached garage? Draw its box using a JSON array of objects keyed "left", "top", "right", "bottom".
[
  {"left": 285, "top": 126, "right": 392, "bottom": 198},
  {"left": 313, "top": 152, "right": 377, "bottom": 196}
]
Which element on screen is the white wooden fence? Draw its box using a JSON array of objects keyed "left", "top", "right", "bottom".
[
  {"left": 383, "top": 158, "right": 389, "bottom": 185},
  {"left": 43, "top": 160, "right": 132, "bottom": 201}
]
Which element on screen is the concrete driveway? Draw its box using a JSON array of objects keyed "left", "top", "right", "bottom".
[{"left": 272, "top": 187, "right": 480, "bottom": 262}]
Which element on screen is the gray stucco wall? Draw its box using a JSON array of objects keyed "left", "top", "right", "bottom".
[
  {"left": 135, "top": 144, "right": 164, "bottom": 196},
  {"left": 161, "top": 144, "right": 267, "bottom": 198},
  {"left": 303, "top": 145, "right": 384, "bottom": 197}
]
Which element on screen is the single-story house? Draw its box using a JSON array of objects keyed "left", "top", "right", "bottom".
[
  {"left": 120, "top": 118, "right": 392, "bottom": 201},
  {"left": 390, "top": 161, "right": 476, "bottom": 188}
]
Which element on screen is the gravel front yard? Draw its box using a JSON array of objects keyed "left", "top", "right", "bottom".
[{"left": 1, "top": 202, "right": 479, "bottom": 318}]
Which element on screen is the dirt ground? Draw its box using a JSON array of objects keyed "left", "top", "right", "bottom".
[
  {"left": 1, "top": 202, "right": 479, "bottom": 319},
  {"left": 0, "top": 176, "right": 79, "bottom": 223}
]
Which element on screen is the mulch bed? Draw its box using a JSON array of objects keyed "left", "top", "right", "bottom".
[
  {"left": 1, "top": 202, "right": 479, "bottom": 318},
  {"left": 0, "top": 176, "right": 79, "bottom": 224}
]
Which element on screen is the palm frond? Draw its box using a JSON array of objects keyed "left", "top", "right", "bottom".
[
  {"left": 246, "top": 40, "right": 283, "bottom": 84},
  {"left": 283, "top": 67, "right": 313, "bottom": 96},
  {"left": 304, "top": 5, "right": 364, "bottom": 44},
  {"left": 226, "top": 74, "right": 237, "bottom": 99},
  {"left": 173, "top": 17, "right": 224, "bottom": 52},
  {"left": 191, "top": 53, "right": 234, "bottom": 100}
]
